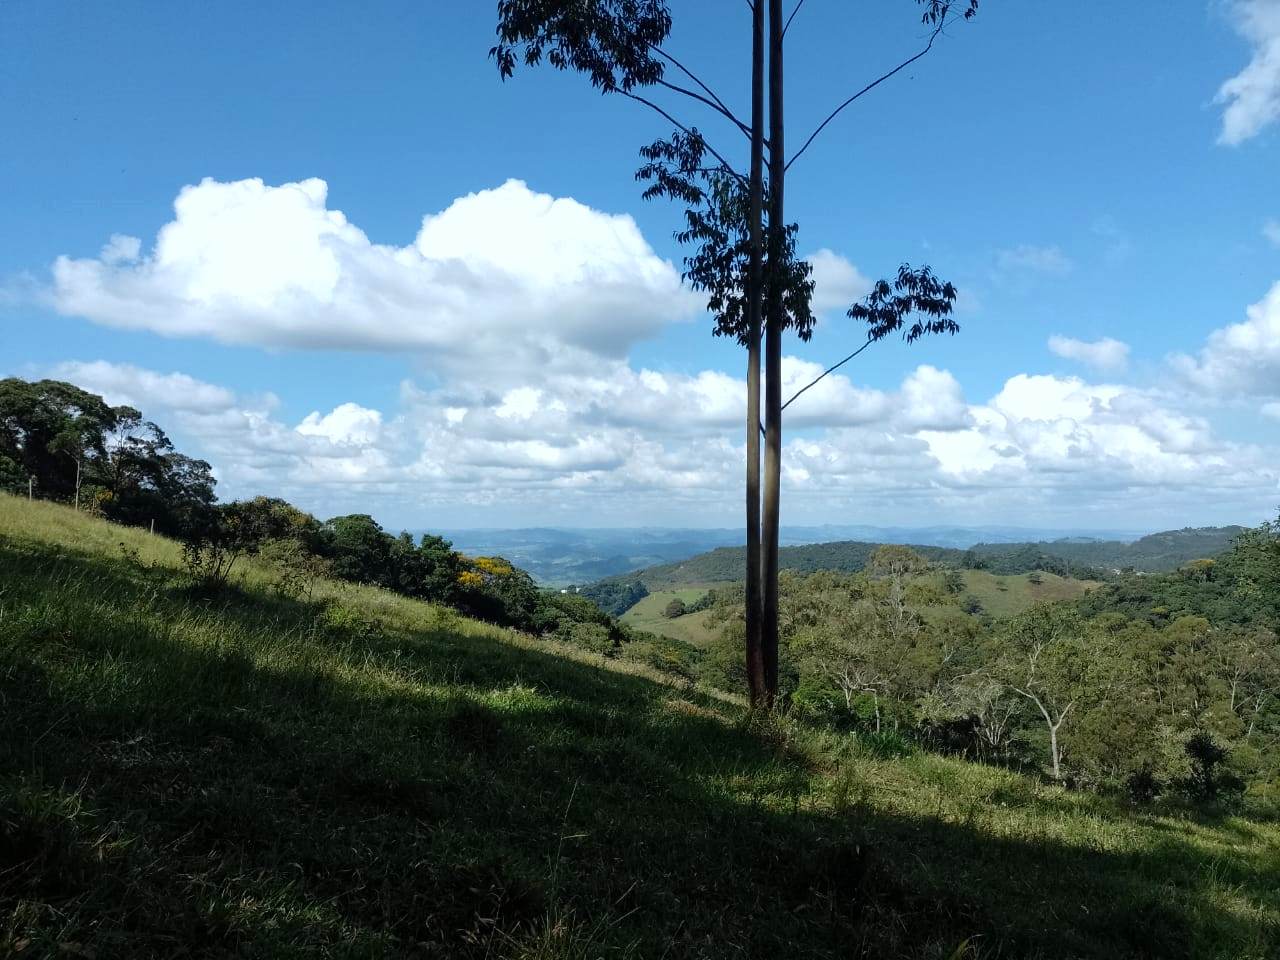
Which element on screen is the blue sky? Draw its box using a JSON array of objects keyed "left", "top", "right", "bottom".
[{"left": 2, "top": 0, "right": 1279, "bottom": 530}]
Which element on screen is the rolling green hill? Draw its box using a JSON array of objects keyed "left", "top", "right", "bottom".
[
  {"left": 593, "top": 525, "right": 1245, "bottom": 604},
  {"left": 2, "top": 496, "right": 1277, "bottom": 958},
  {"left": 620, "top": 583, "right": 732, "bottom": 647},
  {"left": 957, "top": 569, "right": 1098, "bottom": 619}
]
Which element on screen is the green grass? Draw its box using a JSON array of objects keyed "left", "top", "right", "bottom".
[
  {"left": 620, "top": 584, "right": 730, "bottom": 647},
  {"left": 958, "top": 570, "right": 1098, "bottom": 619},
  {"left": 2, "top": 494, "right": 1278, "bottom": 959}
]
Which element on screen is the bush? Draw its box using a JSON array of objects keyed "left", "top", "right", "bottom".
[
  {"left": 663, "top": 598, "right": 687, "bottom": 619},
  {"left": 577, "top": 580, "right": 649, "bottom": 616},
  {"left": 1180, "top": 733, "right": 1244, "bottom": 804},
  {"left": 260, "top": 538, "right": 331, "bottom": 601},
  {"left": 320, "top": 602, "right": 384, "bottom": 643},
  {"left": 456, "top": 557, "right": 541, "bottom": 630},
  {"left": 562, "top": 622, "right": 614, "bottom": 656},
  {"left": 1125, "top": 768, "right": 1160, "bottom": 804},
  {"left": 622, "top": 634, "right": 702, "bottom": 684}
]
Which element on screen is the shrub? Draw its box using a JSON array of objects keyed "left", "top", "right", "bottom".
[
  {"left": 260, "top": 537, "right": 331, "bottom": 601},
  {"left": 1180, "top": 733, "right": 1244, "bottom": 804},
  {"left": 320, "top": 602, "right": 384, "bottom": 643},
  {"left": 562, "top": 622, "right": 614, "bottom": 656},
  {"left": 622, "top": 634, "right": 702, "bottom": 684}
]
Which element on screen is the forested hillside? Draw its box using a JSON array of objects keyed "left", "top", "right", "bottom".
[
  {"left": 675, "top": 534, "right": 1280, "bottom": 808},
  {"left": 593, "top": 525, "right": 1247, "bottom": 602},
  {"left": 598, "top": 540, "right": 972, "bottom": 592},
  {"left": 970, "top": 527, "right": 1248, "bottom": 574}
]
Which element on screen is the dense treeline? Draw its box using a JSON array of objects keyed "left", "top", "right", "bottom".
[
  {"left": 963, "top": 544, "right": 1104, "bottom": 580},
  {"left": 182, "top": 497, "right": 644, "bottom": 646},
  {"left": 597, "top": 541, "right": 968, "bottom": 591},
  {"left": 576, "top": 578, "right": 649, "bottom": 616},
  {"left": 685, "top": 537, "right": 1280, "bottom": 810},
  {"left": 1, "top": 378, "right": 216, "bottom": 537},
  {"left": 1, "top": 378, "right": 645, "bottom": 650}
]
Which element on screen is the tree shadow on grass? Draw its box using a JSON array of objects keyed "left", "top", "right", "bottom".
[{"left": 1, "top": 541, "right": 1276, "bottom": 959}]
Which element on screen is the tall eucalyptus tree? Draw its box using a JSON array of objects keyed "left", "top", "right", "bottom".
[{"left": 491, "top": 0, "right": 976, "bottom": 707}]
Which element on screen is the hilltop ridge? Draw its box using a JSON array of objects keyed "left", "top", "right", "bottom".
[{"left": 590, "top": 525, "right": 1246, "bottom": 595}]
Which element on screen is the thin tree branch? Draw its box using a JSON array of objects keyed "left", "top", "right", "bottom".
[
  {"left": 619, "top": 91, "right": 747, "bottom": 183},
  {"left": 782, "top": 336, "right": 875, "bottom": 412},
  {"left": 782, "top": 0, "right": 807, "bottom": 39},
  {"left": 655, "top": 78, "right": 754, "bottom": 140},
  {"left": 651, "top": 45, "right": 754, "bottom": 141},
  {"left": 787, "top": 16, "right": 952, "bottom": 172},
  {"left": 759, "top": 335, "right": 876, "bottom": 438}
]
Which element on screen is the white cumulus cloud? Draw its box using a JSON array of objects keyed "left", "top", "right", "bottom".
[
  {"left": 807, "top": 249, "right": 872, "bottom": 315},
  {"left": 37, "top": 357, "right": 1280, "bottom": 528},
  {"left": 1216, "top": 0, "right": 1280, "bottom": 146},
  {"left": 297, "top": 403, "right": 383, "bottom": 446},
  {"left": 1048, "top": 335, "right": 1131, "bottom": 373},
  {"left": 50, "top": 360, "right": 239, "bottom": 414},
  {"left": 51, "top": 177, "right": 696, "bottom": 375},
  {"left": 1171, "top": 281, "right": 1280, "bottom": 398}
]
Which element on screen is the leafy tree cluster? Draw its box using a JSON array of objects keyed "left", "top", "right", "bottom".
[
  {"left": 576, "top": 578, "right": 649, "bottom": 616},
  {"left": 1, "top": 377, "right": 216, "bottom": 537},
  {"left": 964, "top": 544, "right": 1105, "bottom": 580},
  {"left": 1078, "top": 530, "right": 1280, "bottom": 629},
  {"left": 695, "top": 536, "right": 1280, "bottom": 810}
]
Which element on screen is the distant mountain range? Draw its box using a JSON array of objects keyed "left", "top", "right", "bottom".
[{"left": 422, "top": 523, "right": 1190, "bottom": 586}]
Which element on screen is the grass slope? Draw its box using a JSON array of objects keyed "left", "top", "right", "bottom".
[
  {"left": 959, "top": 570, "right": 1098, "bottom": 619},
  {"left": 2, "top": 496, "right": 1278, "bottom": 959},
  {"left": 619, "top": 584, "right": 730, "bottom": 647}
]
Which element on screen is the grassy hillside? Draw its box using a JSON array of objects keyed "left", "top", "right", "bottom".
[
  {"left": 958, "top": 570, "right": 1098, "bottom": 619},
  {"left": 619, "top": 584, "right": 731, "bottom": 647},
  {"left": 2, "top": 496, "right": 1278, "bottom": 959}
]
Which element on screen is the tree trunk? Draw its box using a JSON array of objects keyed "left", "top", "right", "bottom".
[
  {"left": 743, "top": 0, "right": 766, "bottom": 708},
  {"left": 74, "top": 459, "right": 81, "bottom": 512},
  {"left": 761, "top": 0, "right": 786, "bottom": 708},
  {"left": 1049, "top": 723, "right": 1061, "bottom": 780}
]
